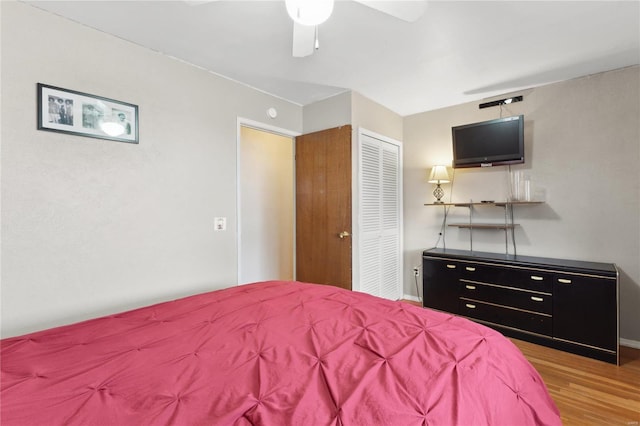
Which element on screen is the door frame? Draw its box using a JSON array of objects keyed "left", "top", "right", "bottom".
[
  {"left": 236, "top": 117, "right": 300, "bottom": 285},
  {"left": 352, "top": 127, "right": 404, "bottom": 299}
]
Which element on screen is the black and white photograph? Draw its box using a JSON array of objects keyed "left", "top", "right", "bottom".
[
  {"left": 47, "top": 95, "right": 74, "bottom": 126},
  {"left": 38, "top": 83, "right": 138, "bottom": 143}
]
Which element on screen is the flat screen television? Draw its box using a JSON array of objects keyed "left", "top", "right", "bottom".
[{"left": 451, "top": 115, "right": 524, "bottom": 168}]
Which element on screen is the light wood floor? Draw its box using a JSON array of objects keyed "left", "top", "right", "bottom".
[{"left": 510, "top": 338, "right": 640, "bottom": 426}]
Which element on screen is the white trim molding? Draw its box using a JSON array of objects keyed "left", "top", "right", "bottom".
[
  {"left": 620, "top": 338, "right": 640, "bottom": 350},
  {"left": 402, "top": 294, "right": 421, "bottom": 303}
]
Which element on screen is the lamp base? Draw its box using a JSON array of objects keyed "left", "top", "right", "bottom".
[{"left": 433, "top": 184, "right": 444, "bottom": 204}]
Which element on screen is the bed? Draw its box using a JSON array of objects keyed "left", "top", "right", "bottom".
[{"left": 1, "top": 280, "right": 560, "bottom": 425}]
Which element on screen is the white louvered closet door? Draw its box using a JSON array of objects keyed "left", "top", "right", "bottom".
[{"left": 358, "top": 131, "right": 401, "bottom": 300}]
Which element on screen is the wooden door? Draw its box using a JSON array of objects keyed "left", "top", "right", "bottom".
[{"left": 295, "top": 125, "right": 352, "bottom": 290}]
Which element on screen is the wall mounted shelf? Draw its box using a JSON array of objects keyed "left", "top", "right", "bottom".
[
  {"left": 448, "top": 223, "right": 518, "bottom": 230},
  {"left": 425, "top": 201, "right": 544, "bottom": 207},
  {"left": 425, "top": 200, "right": 544, "bottom": 254}
]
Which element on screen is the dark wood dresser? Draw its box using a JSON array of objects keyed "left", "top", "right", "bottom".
[{"left": 422, "top": 248, "right": 619, "bottom": 364}]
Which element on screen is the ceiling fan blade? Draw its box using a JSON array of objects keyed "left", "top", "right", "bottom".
[
  {"left": 292, "top": 22, "right": 316, "bottom": 57},
  {"left": 355, "top": 0, "right": 426, "bottom": 22}
]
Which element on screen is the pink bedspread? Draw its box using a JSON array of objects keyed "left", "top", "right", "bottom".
[{"left": 1, "top": 281, "right": 560, "bottom": 425}]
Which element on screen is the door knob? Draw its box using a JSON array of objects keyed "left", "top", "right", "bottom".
[{"left": 339, "top": 231, "right": 351, "bottom": 239}]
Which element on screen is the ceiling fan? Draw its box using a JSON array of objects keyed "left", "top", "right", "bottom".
[
  {"left": 286, "top": 0, "right": 426, "bottom": 57},
  {"left": 186, "top": 0, "right": 426, "bottom": 58}
]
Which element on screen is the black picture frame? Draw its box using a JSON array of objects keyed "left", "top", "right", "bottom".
[{"left": 37, "top": 83, "right": 139, "bottom": 144}]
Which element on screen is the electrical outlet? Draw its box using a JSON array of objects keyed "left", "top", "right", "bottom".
[
  {"left": 413, "top": 267, "right": 420, "bottom": 277},
  {"left": 214, "top": 217, "right": 227, "bottom": 231}
]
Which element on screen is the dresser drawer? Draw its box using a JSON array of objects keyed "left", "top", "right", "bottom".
[
  {"left": 459, "top": 263, "right": 553, "bottom": 293},
  {"left": 459, "top": 280, "right": 552, "bottom": 314},
  {"left": 459, "top": 298, "right": 552, "bottom": 336}
]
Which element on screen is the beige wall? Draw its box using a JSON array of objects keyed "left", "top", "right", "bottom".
[
  {"left": 302, "top": 91, "right": 351, "bottom": 134},
  {"left": 403, "top": 66, "right": 640, "bottom": 342},
  {"left": 302, "top": 91, "right": 403, "bottom": 141},
  {"left": 351, "top": 92, "right": 403, "bottom": 142},
  {"left": 0, "top": 2, "right": 302, "bottom": 337}
]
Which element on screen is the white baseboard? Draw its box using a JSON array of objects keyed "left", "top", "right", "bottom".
[
  {"left": 402, "top": 294, "right": 421, "bottom": 303},
  {"left": 620, "top": 338, "right": 640, "bottom": 349}
]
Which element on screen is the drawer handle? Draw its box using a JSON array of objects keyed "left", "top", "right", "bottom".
[
  {"left": 465, "top": 285, "right": 476, "bottom": 290},
  {"left": 465, "top": 303, "right": 476, "bottom": 309},
  {"left": 465, "top": 267, "right": 476, "bottom": 272},
  {"left": 446, "top": 264, "right": 457, "bottom": 269},
  {"left": 558, "top": 278, "right": 572, "bottom": 284},
  {"left": 531, "top": 296, "right": 544, "bottom": 302},
  {"left": 530, "top": 275, "right": 544, "bottom": 281}
]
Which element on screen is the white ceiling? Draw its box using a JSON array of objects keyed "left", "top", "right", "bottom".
[{"left": 26, "top": 0, "right": 640, "bottom": 116}]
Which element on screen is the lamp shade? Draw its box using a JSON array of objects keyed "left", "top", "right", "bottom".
[
  {"left": 428, "top": 165, "right": 450, "bottom": 183},
  {"left": 285, "top": 0, "right": 334, "bottom": 26}
]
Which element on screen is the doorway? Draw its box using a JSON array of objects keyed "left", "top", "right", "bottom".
[
  {"left": 238, "top": 123, "right": 296, "bottom": 284},
  {"left": 237, "top": 122, "right": 400, "bottom": 298}
]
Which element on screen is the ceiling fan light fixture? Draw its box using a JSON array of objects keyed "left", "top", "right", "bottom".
[{"left": 285, "top": 0, "right": 334, "bottom": 26}]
